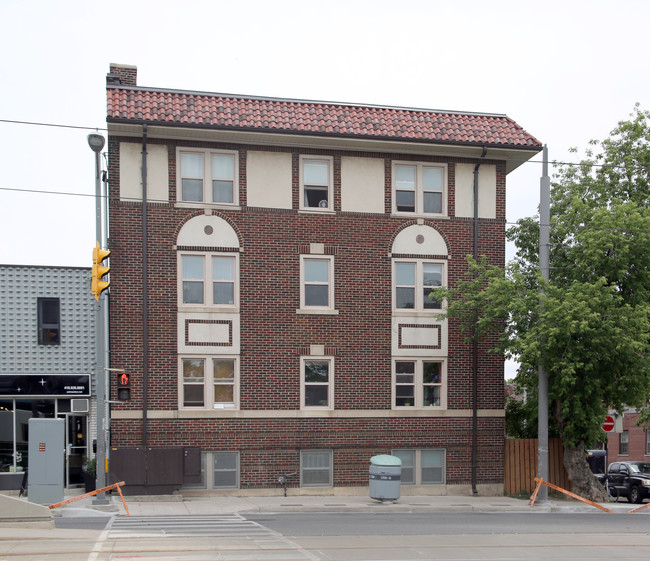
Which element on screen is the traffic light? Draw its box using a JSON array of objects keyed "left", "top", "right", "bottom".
[
  {"left": 92, "top": 241, "right": 110, "bottom": 301},
  {"left": 116, "top": 371, "right": 131, "bottom": 401}
]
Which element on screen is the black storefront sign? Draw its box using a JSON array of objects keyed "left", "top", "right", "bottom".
[{"left": 0, "top": 374, "right": 91, "bottom": 397}]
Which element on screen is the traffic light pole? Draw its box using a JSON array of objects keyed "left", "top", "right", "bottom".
[{"left": 89, "top": 135, "right": 109, "bottom": 505}]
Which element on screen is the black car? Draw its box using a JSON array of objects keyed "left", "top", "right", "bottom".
[{"left": 606, "top": 461, "right": 650, "bottom": 503}]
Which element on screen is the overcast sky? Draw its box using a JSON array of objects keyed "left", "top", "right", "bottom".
[{"left": 1, "top": 0, "right": 648, "bottom": 374}]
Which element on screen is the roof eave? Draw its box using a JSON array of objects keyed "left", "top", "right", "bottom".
[{"left": 106, "top": 118, "right": 542, "bottom": 174}]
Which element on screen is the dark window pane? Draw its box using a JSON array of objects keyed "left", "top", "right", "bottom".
[
  {"left": 184, "top": 385, "right": 204, "bottom": 407},
  {"left": 421, "top": 466, "right": 443, "bottom": 484},
  {"left": 214, "top": 470, "right": 237, "bottom": 488},
  {"left": 183, "top": 281, "right": 204, "bottom": 303},
  {"left": 396, "top": 190, "right": 415, "bottom": 212},
  {"left": 423, "top": 191, "right": 442, "bottom": 213},
  {"left": 213, "top": 282, "right": 234, "bottom": 305},
  {"left": 214, "top": 452, "right": 237, "bottom": 470},
  {"left": 400, "top": 467, "right": 415, "bottom": 484},
  {"left": 423, "top": 386, "right": 440, "bottom": 406},
  {"left": 305, "top": 284, "right": 328, "bottom": 306},
  {"left": 38, "top": 298, "right": 60, "bottom": 345},
  {"left": 423, "top": 287, "right": 442, "bottom": 309},
  {"left": 212, "top": 180, "right": 233, "bottom": 203},
  {"left": 396, "top": 287, "right": 414, "bottom": 308},
  {"left": 395, "top": 362, "right": 415, "bottom": 374},
  {"left": 304, "top": 186, "right": 328, "bottom": 208},
  {"left": 213, "top": 384, "right": 234, "bottom": 403},
  {"left": 305, "top": 361, "right": 329, "bottom": 383},
  {"left": 423, "top": 362, "right": 441, "bottom": 384},
  {"left": 305, "top": 385, "right": 329, "bottom": 407},
  {"left": 182, "top": 178, "right": 203, "bottom": 201}
]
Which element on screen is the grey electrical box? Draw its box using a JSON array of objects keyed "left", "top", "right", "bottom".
[{"left": 28, "top": 418, "right": 65, "bottom": 504}]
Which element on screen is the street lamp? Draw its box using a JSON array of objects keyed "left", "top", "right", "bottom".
[{"left": 87, "top": 133, "right": 109, "bottom": 505}]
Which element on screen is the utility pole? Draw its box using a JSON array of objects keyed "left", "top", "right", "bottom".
[
  {"left": 88, "top": 133, "right": 109, "bottom": 505},
  {"left": 538, "top": 145, "right": 550, "bottom": 502}
]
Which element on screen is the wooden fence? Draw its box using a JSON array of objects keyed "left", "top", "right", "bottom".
[{"left": 504, "top": 438, "right": 570, "bottom": 495}]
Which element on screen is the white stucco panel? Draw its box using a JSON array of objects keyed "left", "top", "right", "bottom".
[
  {"left": 392, "top": 225, "right": 448, "bottom": 255},
  {"left": 391, "top": 316, "right": 447, "bottom": 356},
  {"left": 176, "top": 215, "right": 239, "bottom": 248},
  {"left": 454, "top": 163, "right": 497, "bottom": 219},
  {"left": 119, "top": 142, "right": 169, "bottom": 202},
  {"left": 246, "top": 151, "right": 292, "bottom": 209},
  {"left": 177, "top": 311, "right": 240, "bottom": 354},
  {"left": 341, "top": 156, "right": 385, "bottom": 214}
]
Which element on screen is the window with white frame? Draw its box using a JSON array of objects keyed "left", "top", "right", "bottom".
[
  {"left": 393, "top": 359, "right": 445, "bottom": 409},
  {"left": 300, "top": 450, "right": 332, "bottom": 487},
  {"left": 646, "top": 430, "right": 650, "bottom": 456},
  {"left": 301, "top": 357, "right": 333, "bottom": 409},
  {"left": 300, "top": 255, "right": 334, "bottom": 310},
  {"left": 392, "top": 449, "right": 445, "bottom": 485},
  {"left": 180, "top": 253, "right": 238, "bottom": 307},
  {"left": 620, "top": 430, "right": 629, "bottom": 455},
  {"left": 300, "top": 156, "right": 333, "bottom": 211},
  {"left": 181, "top": 357, "right": 238, "bottom": 409},
  {"left": 182, "top": 451, "right": 240, "bottom": 490},
  {"left": 394, "top": 260, "right": 444, "bottom": 311},
  {"left": 393, "top": 162, "right": 446, "bottom": 215},
  {"left": 178, "top": 148, "right": 238, "bottom": 205}
]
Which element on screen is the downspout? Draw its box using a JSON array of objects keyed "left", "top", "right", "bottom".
[
  {"left": 471, "top": 146, "right": 487, "bottom": 495},
  {"left": 141, "top": 125, "right": 149, "bottom": 451}
]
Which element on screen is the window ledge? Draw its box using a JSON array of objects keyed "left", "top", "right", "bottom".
[
  {"left": 178, "top": 306, "right": 240, "bottom": 314},
  {"left": 392, "top": 310, "right": 446, "bottom": 318},
  {"left": 298, "top": 209, "right": 336, "bottom": 215},
  {"left": 296, "top": 308, "right": 339, "bottom": 315},
  {"left": 175, "top": 202, "right": 241, "bottom": 211},
  {"left": 390, "top": 213, "right": 449, "bottom": 220}
]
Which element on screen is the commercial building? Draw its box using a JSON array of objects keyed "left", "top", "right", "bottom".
[{"left": 0, "top": 265, "right": 95, "bottom": 490}]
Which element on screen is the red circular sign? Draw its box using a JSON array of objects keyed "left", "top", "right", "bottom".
[{"left": 602, "top": 415, "right": 615, "bottom": 432}]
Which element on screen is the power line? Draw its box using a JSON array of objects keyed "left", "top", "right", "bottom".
[
  {"left": 2, "top": 185, "right": 649, "bottom": 233},
  {"left": 3, "top": 117, "right": 650, "bottom": 173},
  {"left": 0, "top": 118, "right": 106, "bottom": 132}
]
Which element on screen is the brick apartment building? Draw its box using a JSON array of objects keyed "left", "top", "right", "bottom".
[
  {"left": 105, "top": 64, "right": 542, "bottom": 495},
  {"left": 606, "top": 411, "right": 650, "bottom": 464}
]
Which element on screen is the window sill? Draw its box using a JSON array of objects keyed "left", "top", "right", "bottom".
[
  {"left": 296, "top": 309, "right": 339, "bottom": 315},
  {"left": 298, "top": 209, "right": 336, "bottom": 215},
  {"left": 178, "top": 305, "right": 240, "bottom": 314},
  {"left": 390, "top": 212, "right": 448, "bottom": 220},
  {"left": 175, "top": 202, "right": 241, "bottom": 211},
  {"left": 392, "top": 309, "right": 445, "bottom": 318}
]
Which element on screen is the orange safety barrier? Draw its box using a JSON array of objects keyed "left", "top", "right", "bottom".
[
  {"left": 48, "top": 481, "right": 130, "bottom": 516},
  {"left": 529, "top": 477, "right": 614, "bottom": 513},
  {"left": 530, "top": 477, "right": 650, "bottom": 514}
]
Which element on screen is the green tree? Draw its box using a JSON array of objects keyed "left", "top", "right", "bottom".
[{"left": 441, "top": 106, "right": 650, "bottom": 501}]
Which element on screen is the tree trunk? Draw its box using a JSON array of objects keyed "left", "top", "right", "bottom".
[{"left": 563, "top": 441, "right": 608, "bottom": 502}]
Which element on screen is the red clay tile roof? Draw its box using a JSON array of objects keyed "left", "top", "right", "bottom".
[{"left": 107, "top": 86, "right": 541, "bottom": 149}]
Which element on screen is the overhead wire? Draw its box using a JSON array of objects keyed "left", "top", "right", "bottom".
[{"left": 2, "top": 117, "right": 650, "bottom": 174}]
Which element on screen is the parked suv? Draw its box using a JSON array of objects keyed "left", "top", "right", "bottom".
[{"left": 606, "top": 461, "right": 650, "bottom": 503}]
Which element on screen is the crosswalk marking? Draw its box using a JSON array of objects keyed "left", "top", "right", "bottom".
[{"left": 107, "top": 513, "right": 277, "bottom": 538}]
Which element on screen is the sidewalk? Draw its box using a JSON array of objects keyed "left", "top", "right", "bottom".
[{"left": 51, "top": 490, "right": 644, "bottom": 518}]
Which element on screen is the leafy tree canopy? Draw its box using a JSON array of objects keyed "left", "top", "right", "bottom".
[{"left": 437, "top": 105, "right": 650, "bottom": 498}]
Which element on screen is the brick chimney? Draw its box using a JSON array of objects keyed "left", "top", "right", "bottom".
[{"left": 107, "top": 64, "right": 137, "bottom": 86}]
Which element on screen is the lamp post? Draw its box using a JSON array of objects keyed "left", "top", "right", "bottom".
[{"left": 87, "top": 133, "right": 109, "bottom": 505}]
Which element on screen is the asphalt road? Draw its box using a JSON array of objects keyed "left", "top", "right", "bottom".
[
  {"left": 245, "top": 511, "right": 650, "bottom": 535},
  {"left": 29, "top": 511, "right": 650, "bottom": 561}
]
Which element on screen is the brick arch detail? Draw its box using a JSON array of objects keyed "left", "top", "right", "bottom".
[
  {"left": 174, "top": 211, "right": 243, "bottom": 248},
  {"left": 388, "top": 221, "right": 450, "bottom": 256}
]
